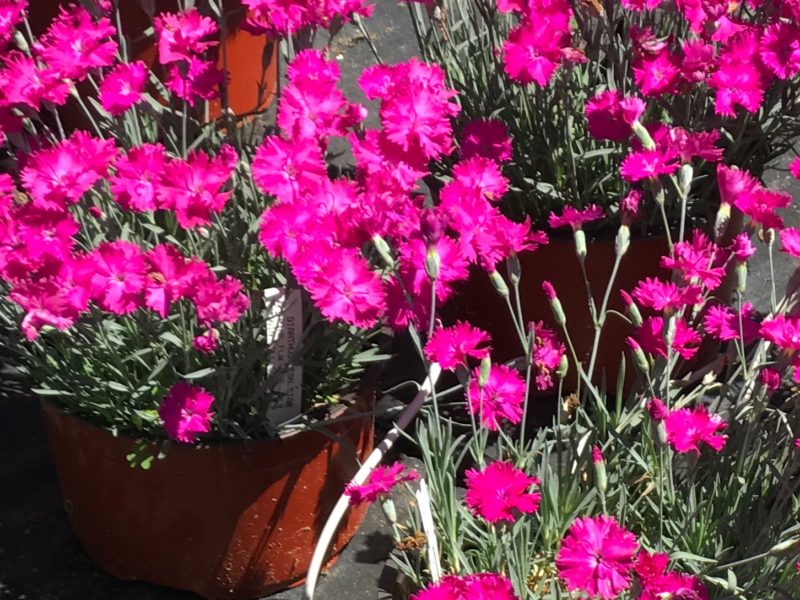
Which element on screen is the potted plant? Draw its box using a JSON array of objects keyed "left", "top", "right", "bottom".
[
  {"left": 403, "top": 0, "right": 800, "bottom": 380},
  {"left": 0, "top": 1, "right": 383, "bottom": 598}
]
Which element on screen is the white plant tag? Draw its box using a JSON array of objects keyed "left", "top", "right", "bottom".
[{"left": 264, "top": 287, "right": 303, "bottom": 427}]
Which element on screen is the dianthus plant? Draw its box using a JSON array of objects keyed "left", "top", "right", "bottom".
[
  {"left": 372, "top": 124, "right": 800, "bottom": 597},
  {"left": 0, "top": 0, "right": 383, "bottom": 446},
  {"left": 404, "top": 0, "right": 800, "bottom": 234}
]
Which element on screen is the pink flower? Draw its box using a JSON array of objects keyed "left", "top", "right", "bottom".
[
  {"left": 703, "top": 303, "right": 759, "bottom": 343},
  {"left": 548, "top": 204, "right": 605, "bottom": 230},
  {"left": 0, "top": 1, "right": 26, "bottom": 49},
  {"left": 467, "top": 364, "right": 526, "bottom": 430},
  {"left": 80, "top": 241, "right": 147, "bottom": 315},
  {"left": 154, "top": 9, "right": 218, "bottom": 65},
  {"left": 361, "top": 59, "right": 459, "bottom": 160},
  {"left": 8, "top": 273, "right": 88, "bottom": 341},
  {"left": 159, "top": 145, "right": 237, "bottom": 228},
  {"left": 592, "top": 445, "right": 604, "bottom": 464},
  {"left": 759, "top": 368, "right": 781, "bottom": 391},
  {"left": 648, "top": 397, "right": 669, "bottom": 421},
  {"left": 585, "top": 91, "right": 646, "bottom": 142},
  {"left": 166, "top": 57, "right": 224, "bottom": 106},
  {"left": 656, "top": 127, "right": 723, "bottom": 163},
  {"left": 728, "top": 233, "right": 756, "bottom": 262},
  {"left": 144, "top": 244, "right": 198, "bottom": 317},
  {"left": 99, "top": 61, "right": 147, "bottom": 116},
  {"left": 636, "top": 316, "right": 701, "bottom": 360},
  {"left": 242, "top": 0, "right": 372, "bottom": 36},
  {"left": 790, "top": 157, "right": 800, "bottom": 180},
  {"left": 555, "top": 515, "right": 639, "bottom": 599},
  {"left": 460, "top": 119, "right": 513, "bottom": 162},
  {"left": 780, "top": 228, "right": 800, "bottom": 258},
  {"left": 193, "top": 329, "right": 219, "bottom": 354},
  {"left": 531, "top": 321, "right": 565, "bottom": 391},
  {"left": 344, "top": 462, "right": 418, "bottom": 505},
  {"left": 448, "top": 157, "right": 509, "bottom": 202},
  {"left": 302, "top": 248, "right": 386, "bottom": 328},
  {"left": 620, "top": 149, "right": 679, "bottom": 182},
  {"left": 503, "top": 17, "right": 579, "bottom": 87},
  {"left": 708, "top": 32, "right": 765, "bottom": 117},
  {"left": 465, "top": 461, "right": 540, "bottom": 523},
  {"left": 717, "top": 164, "right": 759, "bottom": 207},
  {"left": 632, "top": 278, "right": 701, "bottom": 312},
  {"left": 110, "top": 143, "right": 168, "bottom": 212},
  {"left": 21, "top": 131, "right": 116, "bottom": 210},
  {"left": 664, "top": 405, "right": 727, "bottom": 454},
  {"left": 760, "top": 315, "right": 800, "bottom": 353},
  {"left": 252, "top": 135, "right": 328, "bottom": 203},
  {"left": 661, "top": 231, "right": 726, "bottom": 290},
  {"left": 158, "top": 383, "right": 214, "bottom": 443},
  {"left": 681, "top": 39, "right": 715, "bottom": 83},
  {"left": 635, "top": 551, "right": 709, "bottom": 600},
  {"left": 0, "top": 51, "right": 70, "bottom": 110},
  {"left": 399, "top": 236, "right": 469, "bottom": 302},
  {"left": 34, "top": 4, "right": 117, "bottom": 81},
  {"left": 190, "top": 271, "right": 250, "bottom": 326},
  {"left": 412, "top": 573, "right": 518, "bottom": 600},
  {"left": 633, "top": 49, "right": 681, "bottom": 97},
  {"left": 425, "top": 322, "right": 491, "bottom": 370},
  {"left": 760, "top": 22, "right": 800, "bottom": 80},
  {"left": 734, "top": 188, "right": 791, "bottom": 230}
]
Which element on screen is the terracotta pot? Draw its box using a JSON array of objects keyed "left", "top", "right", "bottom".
[
  {"left": 41, "top": 399, "right": 373, "bottom": 600},
  {"left": 28, "top": 1, "right": 277, "bottom": 121},
  {"left": 447, "top": 236, "right": 670, "bottom": 389}
]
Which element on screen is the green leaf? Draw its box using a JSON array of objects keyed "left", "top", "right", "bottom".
[{"left": 182, "top": 367, "right": 215, "bottom": 380}]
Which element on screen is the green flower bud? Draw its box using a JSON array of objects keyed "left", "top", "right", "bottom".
[
  {"left": 615, "top": 224, "right": 630, "bottom": 258},
  {"left": 663, "top": 315, "right": 676, "bottom": 347},
  {"left": 381, "top": 497, "right": 398, "bottom": 524},
  {"left": 574, "top": 229, "right": 587, "bottom": 262},
  {"left": 489, "top": 270, "right": 509, "bottom": 298},
  {"left": 557, "top": 353, "right": 569, "bottom": 379},
  {"left": 479, "top": 355, "right": 492, "bottom": 387},
  {"left": 678, "top": 164, "right": 694, "bottom": 198},
  {"left": 507, "top": 253, "right": 522, "bottom": 285},
  {"left": 592, "top": 446, "right": 607, "bottom": 496},
  {"left": 715, "top": 202, "right": 731, "bottom": 241},
  {"left": 736, "top": 262, "right": 747, "bottom": 294},
  {"left": 372, "top": 234, "right": 395, "bottom": 269},
  {"left": 631, "top": 120, "right": 656, "bottom": 150},
  {"left": 425, "top": 246, "right": 440, "bottom": 281},
  {"left": 769, "top": 538, "right": 799, "bottom": 555}
]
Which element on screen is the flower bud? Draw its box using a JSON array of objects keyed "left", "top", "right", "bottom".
[
  {"left": 425, "top": 246, "right": 440, "bottom": 281},
  {"left": 620, "top": 290, "right": 643, "bottom": 327},
  {"left": 574, "top": 229, "right": 587, "bottom": 261},
  {"left": 381, "top": 497, "right": 398, "bottom": 524},
  {"left": 631, "top": 120, "right": 656, "bottom": 150},
  {"left": 557, "top": 353, "right": 569, "bottom": 379},
  {"left": 478, "top": 355, "right": 492, "bottom": 387},
  {"left": 678, "top": 164, "right": 693, "bottom": 198},
  {"left": 420, "top": 209, "right": 445, "bottom": 246},
  {"left": 592, "top": 445, "right": 607, "bottom": 496},
  {"left": 663, "top": 315, "right": 676, "bottom": 347},
  {"left": 627, "top": 337, "right": 649, "bottom": 374},
  {"left": 647, "top": 397, "right": 669, "bottom": 421},
  {"left": 542, "top": 281, "right": 566, "bottom": 326},
  {"left": 372, "top": 234, "right": 395, "bottom": 269},
  {"left": 714, "top": 202, "right": 731, "bottom": 241},
  {"left": 489, "top": 270, "right": 509, "bottom": 298},
  {"left": 507, "top": 253, "right": 521, "bottom": 285},
  {"left": 736, "top": 262, "right": 747, "bottom": 294},
  {"left": 769, "top": 538, "right": 799, "bottom": 555},
  {"left": 615, "top": 224, "right": 630, "bottom": 258}
]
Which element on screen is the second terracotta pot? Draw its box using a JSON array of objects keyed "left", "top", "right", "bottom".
[{"left": 41, "top": 398, "right": 373, "bottom": 599}]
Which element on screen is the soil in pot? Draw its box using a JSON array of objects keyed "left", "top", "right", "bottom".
[{"left": 41, "top": 397, "right": 373, "bottom": 600}]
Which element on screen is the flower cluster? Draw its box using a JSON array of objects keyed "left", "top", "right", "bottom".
[
  {"left": 412, "top": 572, "right": 518, "bottom": 600},
  {"left": 242, "top": 0, "right": 373, "bottom": 36}
]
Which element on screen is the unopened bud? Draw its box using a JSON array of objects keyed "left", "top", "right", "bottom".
[
  {"left": 647, "top": 397, "right": 669, "bottom": 421},
  {"left": 557, "top": 353, "right": 569, "bottom": 379},
  {"left": 769, "top": 538, "right": 799, "bottom": 555},
  {"left": 372, "top": 234, "right": 395, "bottom": 269},
  {"left": 736, "top": 262, "right": 747, "bottom": 294},
  {"left": 425, "top": 247, "right": 440, "bottom": 281},
  {"left": 592, "top": 445, "right": 607, "bottom": 495},
  {"left": 631, "top": 120, "right": 656, "bottom": 150},
  {"left": 663, "top": 315, "right": 676, "bottom": 347},
  {"left": 715, "top": 202, "right": 731, "bottom": 241},
  {"left": 678, "top": 164, "right": 693, "bottom": 198},
  {"left": 489, "top": 270, "right": 509, "bottom": 297},
  {"left": 615, "top": 224, "right": 630, "bottom": 258},
  {"left": 381, "top": 497, "right": 398, "bottom": 524},
  {"left": 627, "top": 337, "right": 649, "bottom": 374},
  {"left": 542, "top": 281, "right": 566, "bottom": 326},
  {"left": 620, "top": 290, "right": 643, "bottom": 327},
  {"left": 507, "top": 253, "right": 521, "bottom": 285},
  {"left": 478, "top": 355, "right": 492, "bottom": 387},
  {"left": 574, "top": 229, "right": 587, "bottom": 261}
]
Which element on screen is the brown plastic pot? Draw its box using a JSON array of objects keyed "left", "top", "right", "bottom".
[
  {"left": 447, "top": 236, "right": 670, "bottom": 389},
  {"left": 29, "top": 1, "right": 277, "bottom": 122},
  {"left": 41, "top": 398, "right": 373, "bottom": 599}
]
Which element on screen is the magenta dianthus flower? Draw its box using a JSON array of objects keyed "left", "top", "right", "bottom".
[
  {"left": 467, "top": 364, "right": 526, "bottom": 430},
  {"left": 465, "top": 461, "right": 540, "bottom": 523},
  {"left": 664, "top": 405, "right": 727, "bottom": 454},
  {"left": 159, "top": 382, "right": 215, "bottom": 443},
  {"left": 344, "top": 462, "right": 418, "bottom": 505},
  {"left": 425, "top": 322, "right": 491, "bottom": 371},
  {"left": 99, "top": 61, "right": 148, "bottom": 116}
]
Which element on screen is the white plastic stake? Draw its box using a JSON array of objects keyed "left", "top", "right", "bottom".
[{"left": 415, "top": 477, "right": 442, "bottom": 583}]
